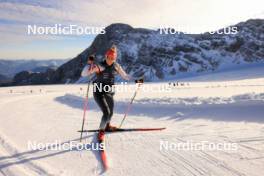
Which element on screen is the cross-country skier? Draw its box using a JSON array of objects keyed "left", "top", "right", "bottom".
[{"left": 81, "top": 45, "right": 143, "bottom": 141}]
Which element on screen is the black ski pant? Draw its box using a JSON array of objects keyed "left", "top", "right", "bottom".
[{"left": 93, "top": 91, "right": 114, "bottom": 130}]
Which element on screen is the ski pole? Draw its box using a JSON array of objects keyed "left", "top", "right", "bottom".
[
  {"left": 119, "top": 83, "right": 142, "bottom": 128},
  {"left": 80, "top": 64, "right": 93, "bottom": 142}
]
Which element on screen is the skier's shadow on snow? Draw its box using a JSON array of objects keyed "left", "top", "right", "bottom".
[
  {"left": 0, "top": 134, "right": 106, "bottom": 174},
  {"left": 54, "top": 93, "right": 264, "bottom": 123}
]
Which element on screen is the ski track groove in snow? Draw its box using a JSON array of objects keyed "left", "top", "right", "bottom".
[
  {"left": 0, "top": 132, "right": 53, "bottom": 176},
  {"left": 0, "top": 94, "right": 60, "bottom": 176},
  {"left": 199, "top": 151, "right": 246, "bottom": 176}
]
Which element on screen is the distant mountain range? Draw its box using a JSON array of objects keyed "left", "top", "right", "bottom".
[
  {"left": 0, "top": 59, "right": 68, "bottom": 85},
  {"left": 0, "top": 59, "right": 68, "bottom": 77},
  {"left": 1, "top": 19, "right": 263, "bottom": 86},
  {"left": 0, "top": 74, "right": 11, "bottom": 84}
]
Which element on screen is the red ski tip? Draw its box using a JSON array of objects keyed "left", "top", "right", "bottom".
[{"left": 101, "top": 150, "right": 109, "bottom": 170}]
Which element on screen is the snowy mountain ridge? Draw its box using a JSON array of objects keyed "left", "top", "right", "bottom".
[
  {"left": 59, "top": 19, "right": 264, "bottom": 83},
  {"left": 4, "top": 19, "right": 264, "bottom": 85}
]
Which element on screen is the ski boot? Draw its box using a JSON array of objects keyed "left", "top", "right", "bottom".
[{"left": 105, "top": 123, "right": 118, "bottom": 132}]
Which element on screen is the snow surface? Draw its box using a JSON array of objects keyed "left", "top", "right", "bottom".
[{"left": 0, "top": 67, "right": 264, "bottom": 176}]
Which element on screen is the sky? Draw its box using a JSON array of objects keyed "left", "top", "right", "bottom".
[{"left": 0, "top": 0, "right": 263, "bottom": 60}]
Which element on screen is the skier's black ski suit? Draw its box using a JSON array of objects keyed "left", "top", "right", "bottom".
[
  {"left": 93, "top": 60, "right": 116, "bottom": 129},
  {"left": 81, "top": 59, "right": 131, "bottom": 130}
]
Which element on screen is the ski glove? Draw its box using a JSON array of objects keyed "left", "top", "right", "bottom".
[
  {"left": 135, "top": 78, "right": 144, "bottom": 83},
  {"left": 87, "top": 55, "right": 95, "bottom": 65}
]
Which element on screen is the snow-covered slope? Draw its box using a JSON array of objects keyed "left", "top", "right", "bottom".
[
  {"left": 0, "top": 68, "right": 264, "bottom": 175},
  {"left": 176, "top": 62, "right": 264, "bottom": 81}
]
